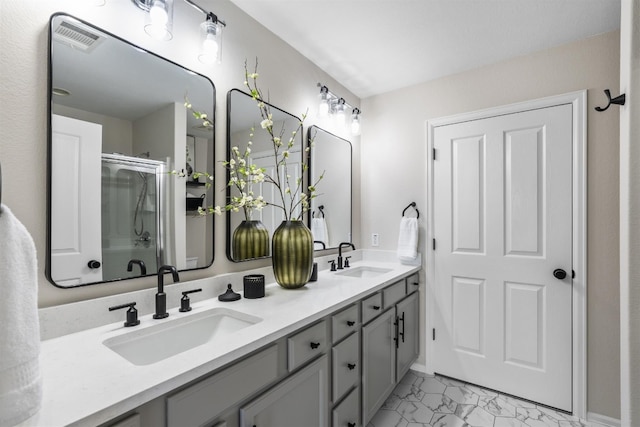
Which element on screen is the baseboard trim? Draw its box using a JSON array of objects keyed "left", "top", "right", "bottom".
[
  {"left": 409, "top": 362, "right": 427, "bottom": 374},
  {"left": 587, "top": 412, "right": 621, "bottom": 427}
]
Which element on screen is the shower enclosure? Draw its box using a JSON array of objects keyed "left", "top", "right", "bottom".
[{"left": 101, "top": 154, "right": 165, "bottom": 282}]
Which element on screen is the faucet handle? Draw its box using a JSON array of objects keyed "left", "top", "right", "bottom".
[
  {"left": 108, "top": 302, "right": 140, "bottom": 327},
  {"left": 328, "top": 260, "right": 337, "bottom": 271},
  {"left": 344, "top": 256, "right": 351, "bottom": 268},
  {"left": 179, "top": 288, "right": 202, "bottom": 312}
]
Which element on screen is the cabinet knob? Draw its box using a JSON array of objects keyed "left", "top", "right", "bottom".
[
  {"left": 372, "top": 305, "right": 381, "bottom": 310},
  {"left": 347, "top": 363, "right": 356, "bottom": 370},
  {"left": 348, "top": 423, "right": 356, "bottom": 427},
  {"left": 347, "top": 320, "right": 355, "bottom": 327},
  {"left": 310, "top": 341, "right": 321, "bottom": 350}
]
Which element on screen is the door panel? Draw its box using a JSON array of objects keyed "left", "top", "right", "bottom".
[{"left": 432, "top": 104, "right": 573, "bottom": 411}]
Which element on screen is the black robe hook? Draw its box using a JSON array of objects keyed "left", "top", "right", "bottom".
[{"left": 595, "top": 89, "right": 626, "bottom": 112}]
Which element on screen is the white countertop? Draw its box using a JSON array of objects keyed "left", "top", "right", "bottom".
[{"left": 22, "top": 251, "right": 420, "bottom": 427}]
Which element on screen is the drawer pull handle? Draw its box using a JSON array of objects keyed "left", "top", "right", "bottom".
[
  {"left": 372, "top": 305, "right": 381, "bottom": 310},
  {"left": 346, "top": 320, "right": 355, "bottom": 327},
  {"left": 412, "top": 282, "right": 419, "bottom": 286},
  {"left": 347, "top": 363, "right": 356, "bottom": 370},
  {"left": 348, "top": 423, "right": 356, "bottom": 427},
  {"left": 310, "top": 341, "right": 321, "bottom": 349}
]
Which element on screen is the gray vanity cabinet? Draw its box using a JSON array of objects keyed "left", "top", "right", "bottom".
[
  {"left": 239, "top": 355, "right": 330, "bottom": 427},
  {"left": 396, "top": 291, "right": 420, "bottom": 381},
  {"left": 362, "top": 308, "right": 397, "bottom": 424},
  {"left": 362, "top": 278, "right": 420, "bottom": 425}
]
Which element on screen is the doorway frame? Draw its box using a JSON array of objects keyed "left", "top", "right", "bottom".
[{"left": 424, "top": 90, "right": 587, "bottom": 418}]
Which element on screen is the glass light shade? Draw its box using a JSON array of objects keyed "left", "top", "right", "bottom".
[
  {"left": 144, "top": 0, "right": 173, "bottom": 41},
  {"left": 351, "top": 114, "right": 361, "bottom": 135},
  {"left": 199, "top": 20, "right": 222, "bottom": 64},
  {"left": 318, "top": 92, "right": 330, "bottom": 118},
  {"left": 335, "top": 99, "right": 347, "bottom": 126}
]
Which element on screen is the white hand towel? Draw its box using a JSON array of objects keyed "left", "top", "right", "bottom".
[
  {"left": 311, "top": 217, "right": 328, "bottom": 248},
  {"left": 397, "top": 217, "right": 419, "bottom": 261},
  {"left": 0, "top": 205, "right": 42, "bottom": 427}
]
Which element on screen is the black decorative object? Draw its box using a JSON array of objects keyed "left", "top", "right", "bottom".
[
  {"left": 243, "top": 274, "right": 265, "bottom": 299},
  {"left": 402, "top": 202, "right": 420, "bottom": 219},
  {"left": 218, "top": 284, "right": 241, "bottom": 302},
  {"left": 595, "top": 89, "right": 626, "bottom": 112},
  {"left": 186, "top": 194, "right": 206, "bottom": 211}
]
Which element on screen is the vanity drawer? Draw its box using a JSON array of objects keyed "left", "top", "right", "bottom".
[
  {"left": 167, "top": 344, "right": 279, "bottom": 427},
  {"left": 288, "top": 320, "right": 328, "bottom": 372},
  {"left": 332, "top": 386, "right": 360, "bottom": 427},
  {"left": 383, "top": 280, "right": 406, "bottom": 309},
  {"left": 405, "top": 272, "right": 420, "bottom": 294},
  {"left": 361, "top": 292, "right": 383, "bottom": 324},
  {"left": 332, "top": 304, "right": 360, "bottom": 344},
  {"left": 332, "top": 331, "right": 360, "bottom": 401}
]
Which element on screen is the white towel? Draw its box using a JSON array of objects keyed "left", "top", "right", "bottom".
[
  {"left": 0, "top": 205, "right": 42, "bottom": 427},
  {"left": 311, "top": 217, "right": 329, "bottom": 248},
  {"left": 397, "top": 217, "right": 419, "bottom": 261}
]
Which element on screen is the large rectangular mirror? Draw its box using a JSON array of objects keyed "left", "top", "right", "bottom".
[
  {"left": 226, "top": 89, "right": 304, "bottom": 262},
  {"left": 47, "top": 14, "right": 215, "bottom": 288},
  {"left": 307, "top": 126, "right": 352, "bottom": 249}
]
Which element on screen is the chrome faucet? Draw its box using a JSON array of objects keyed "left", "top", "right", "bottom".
[
  {"left": 127, "top": 259, "right": 147, "bottom": 276},
  {"left": 337, "top": 242, "right": 355, "bottom": 270},
  {"left": 154, "top": 265, "right": 179, "bottom": 319}
]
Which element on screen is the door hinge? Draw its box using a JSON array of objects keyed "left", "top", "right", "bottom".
[
  {"left": 432, "top": 328, "right": 436, "bottom": 340},
  {"left": 433, "top": 148, "right": 437, "bottom": 160},
  {"left": 432, "top": 239, "right": 436, "bottom": 250}
]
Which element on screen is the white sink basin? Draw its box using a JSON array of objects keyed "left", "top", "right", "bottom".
[
  {"left": 335, "top": 266, "right": 392, "bottom": 279},
  {"left": 103, "top": 307, "right": 262, "bottom": 365}
]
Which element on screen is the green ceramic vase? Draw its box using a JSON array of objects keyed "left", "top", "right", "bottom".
[
  {"left": 232, "top": 220, "right": 270, "bottom": 261},
  {"left": 272, "top": 220, "right": 314, "bottom": 289}
]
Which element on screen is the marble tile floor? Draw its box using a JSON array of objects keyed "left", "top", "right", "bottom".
[{"left": 368, "top": 370, "right": 608, "bottom": 427}]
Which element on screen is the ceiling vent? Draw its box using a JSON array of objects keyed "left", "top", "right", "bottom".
[{"left": 53, "top": 20, "right": 102, "bottom": 52}]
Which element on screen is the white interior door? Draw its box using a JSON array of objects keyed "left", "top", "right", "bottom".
[
  {"left": 51, "top": 114, "right": 103, "bottom": 286},
  {"left": 432, "top": 104, "right": 573, "bottom": 411}
]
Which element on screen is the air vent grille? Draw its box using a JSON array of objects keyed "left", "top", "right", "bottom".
[{"left": 53, "top": 20, "right": 102, "bottom": 52}]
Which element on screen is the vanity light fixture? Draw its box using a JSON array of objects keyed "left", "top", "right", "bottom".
[
  {"left": 146, "top": 0, "right": 174, "bottom": 41},
  {"left": 351, "top": 108, "right": 361, "bottom": 135},
  {"left": 132, "top": 0, "right": 226, "bottom": 63},
  {"left": 316, "top": 83, "right": 362, "bottom": 135},
  {"left": 198, "top": 12, "right": 223, "bottom": 64},
  {"left": 318, "top": 85, "right": 330, "bottom": 118}
]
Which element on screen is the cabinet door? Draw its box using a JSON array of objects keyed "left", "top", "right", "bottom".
[
  {"left": 240, "top": 355, "right": 329, "bottom": 427},
  {"left": 362, "top": 308, "right": 396, "bottom": 425},
  {"left": 396, "top": 292, "right": 420, "bottom": 381}
]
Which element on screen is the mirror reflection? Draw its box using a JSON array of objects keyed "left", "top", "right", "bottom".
[
  {"left": 308, "top": 126, "right": 352, "bottom": 250},
  {"left": 47, "top": 14, "right": 215, "bottom": 287},
  {"left": 226, "top": 89, "right": 304, "bottom": 262}
]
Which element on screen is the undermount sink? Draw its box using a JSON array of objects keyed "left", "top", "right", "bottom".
[
  {"left": 335, "top": 266, "right": 392, "bottom": 279},
  {"left": 103, "top": 307, "right": 262, "bottom": 366}
]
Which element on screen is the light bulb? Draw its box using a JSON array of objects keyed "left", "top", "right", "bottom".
[
  {"left": 149, "top": 1, "right": 168, "bottom": 25},
  {"left": 199, "top": 19, "right": 222, "bottom": 64},
  {"left": 351, "top": 116, "right": 361, "bottom": 135},
  {"left": 144, "top": 0, "right": 173, "bottom": 40},
  {"left": 318, "top": 99, "right": 329, "bottom": 117}
]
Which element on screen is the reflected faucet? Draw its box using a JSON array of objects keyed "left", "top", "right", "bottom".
[
  {"left": 337, "top": 242, "right": 356, "bottom": 270},
  {"left": 154, "top": 265, "right": 180, "bottom": 319},
  {"left": 127, "top": 259, "right": 147, "bottom": 276}
]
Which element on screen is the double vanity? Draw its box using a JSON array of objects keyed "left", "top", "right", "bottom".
[{"left": 28, "top": 251, "right": 420, "bottom": 427}]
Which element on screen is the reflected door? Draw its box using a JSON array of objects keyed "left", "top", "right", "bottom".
[
  {"left": 51, "top": 114, "right": 103, "bottom": 286},
  {"left": 432, "top": 104, "right": 573, "bottom": 411}
]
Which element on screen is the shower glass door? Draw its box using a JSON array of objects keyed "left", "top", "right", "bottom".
[{"left": 101, "top": 154, "right": 165, "bottom": 282}]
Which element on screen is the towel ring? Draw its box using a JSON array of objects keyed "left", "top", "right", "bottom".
[
  {"left": 402, "top": 202, "right": 419, "bottom": 219},
  {"left": 313, "top": 205, "right": 325, "bottom": 218}
]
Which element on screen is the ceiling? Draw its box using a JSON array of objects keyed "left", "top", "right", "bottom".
[{"left": 229, "top": 0, "right": 621, "bottom": 99}]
